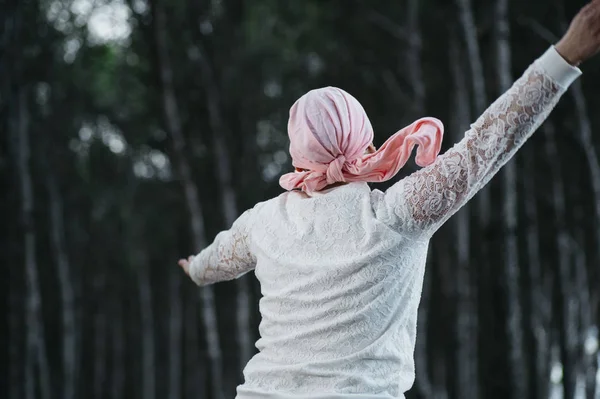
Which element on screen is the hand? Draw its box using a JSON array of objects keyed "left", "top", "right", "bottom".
[
  {"left": 556, "top": 0, "right": 600, "bottom": 65},
  {"left": 178, "top": 255, "right": 195, "bottom": 276}
]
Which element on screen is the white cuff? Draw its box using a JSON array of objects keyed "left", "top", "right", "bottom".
[
  {"left": 536, "top": 46, "right": 582, "bottom": 89},
  {"left": 188, "top": 256, "right": 205, "bottom": 286}
]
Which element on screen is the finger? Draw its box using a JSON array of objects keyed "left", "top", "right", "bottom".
[{"left": 188, "top": 255, "right": 194, "bottom": 262}]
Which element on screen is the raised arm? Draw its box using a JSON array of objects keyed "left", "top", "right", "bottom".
[
  {"left": 379, "top": 1, "right": 600, "bottom": 238},
  {"left": 379, "top": 2, "right": 600, "bottom": 239},
  {"left": 181, "top": 208, "right": 256, "bottom": 286},
  {"left": 377, "top": 45, "right": 585, "bottom": 239}
]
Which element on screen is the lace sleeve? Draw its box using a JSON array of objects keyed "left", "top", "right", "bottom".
[
  {"left": 379, "top": 47, "right": 581, "bottom": 239},
  {"left": 188, "top": 208, "right": 256, "bottom": 286}
]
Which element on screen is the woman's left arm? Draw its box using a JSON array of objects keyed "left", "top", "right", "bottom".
[
  {"left": 380, "top": 47, "right": 581, "bottom": 239},
  {"left": 180, "top": 208, "right": 256, "bottom": 286}
]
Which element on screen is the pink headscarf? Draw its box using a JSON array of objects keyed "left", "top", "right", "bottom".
[{"left": 279, "top": 87, "right": 444, "bottom": 195}]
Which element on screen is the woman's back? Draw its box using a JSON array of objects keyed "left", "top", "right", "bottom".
[
  {"left": 182, "top": 45, "right": 582, "bottom": 399},
  {"left": 241, "top": 182, "right": 428, "bottom": 397}
]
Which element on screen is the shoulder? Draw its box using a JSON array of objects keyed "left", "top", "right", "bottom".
[{"left": 243, "top": 192, "right": 290, "bottom": 220}]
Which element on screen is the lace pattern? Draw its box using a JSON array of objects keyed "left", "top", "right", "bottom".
[
  {"left": 189, "top": 209, "right": 256, "bottom": 286},
  {"left": 383, "top": 64, "right": 562, "bottom": 239}
]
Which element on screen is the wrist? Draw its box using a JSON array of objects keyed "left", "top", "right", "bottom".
[{"left": 554, "top": 41, "right": 581, "bottom": 66}]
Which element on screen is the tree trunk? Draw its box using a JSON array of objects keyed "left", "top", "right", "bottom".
[
  {"left": 449, "top": 29, "right": 478, "bottom": 399},
  {"left": 6, "top": 8, "right": 22, "bottom": 398},
  {"left": 495, "top": 1, "right": 528, "bottom": 398},
  {"left": 523, "top": 145, "right": 551, "bottom": 399},
  {"left": 588, "top": 351, "right": 599, "bottom": 399},
  {"left": 151, "top": 2, "right": 224, "bottom": 398},
  {"left": 184, "top": 299, "right": 206, "bottom": 399},
  {"left": 406, "top": 0, "right": 425, "bottom": 115},
  {"left": 545, "top": 122, "right": 577, "bottom": 399},
  {"left": 111, "top": 301, "right": 125, "bottom": 399},
  {"left": 560, "top": 267, "right": 579, "bottom": 399},
  {"left": 8, "top": 265, "right": 22, "bottom": 399},
  {"left": 136, "top": 250, "right": 156, "bottom": 399},
  {"left": 15, "top": 87, "right": 52, "bottom": 399},
  {"left": 47, "top": 170, "right": 78, "bottom": 399},
  {"left": 194, "top": 37, "right": 253, "bottom": 388},
  {"left": 571, "top": 207, "right": 596, "bottom": 399},
  {"left": 574, "top": 241, "right": 595, "bottom": 399},
  {"left": 93, "top": 288, "right": 108, "bottom": 399},
  {"left": 548, "top": 335, "right": 565, "bottom": 399},
  {"left": 168, "top": 270, "right": 183, "bottom": 399},
  {"left": 455, "top": 0, "right": 487, "bottom": 114}
]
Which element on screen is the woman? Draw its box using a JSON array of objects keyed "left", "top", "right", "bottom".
[{"left": 178, "top": 2, "right": 600, "bottom": 398}]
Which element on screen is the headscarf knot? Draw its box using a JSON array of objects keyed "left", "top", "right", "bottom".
[{"left": 326, "top": 154, "right": 347, "bottom": 184}]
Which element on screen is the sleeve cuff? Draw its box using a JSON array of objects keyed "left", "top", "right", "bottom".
[
  {"left": 188, "top": 256, "right": 205, "bottom": 286},
  {"left": 536, "top": 46, "right": 582, "bottom": 89}
]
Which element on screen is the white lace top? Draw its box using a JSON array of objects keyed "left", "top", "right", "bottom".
[{"left": 189, "top": 47, "right": 581, "bottom": 399}]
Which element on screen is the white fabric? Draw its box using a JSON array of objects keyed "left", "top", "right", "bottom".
[{"left": 189, "top": 47, "right": 581, "bottom": 399}]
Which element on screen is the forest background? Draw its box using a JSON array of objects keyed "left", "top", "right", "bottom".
[{"left": 2, "top": 0, "right": 600, "bottom": 398}]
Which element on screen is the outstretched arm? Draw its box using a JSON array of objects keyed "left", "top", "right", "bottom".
[
  {"left": 178, "top": 208, "right": 256, "bottom": 286},
  {"left": 380, "top": 1, "right": 600, "bottom": 239}
]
